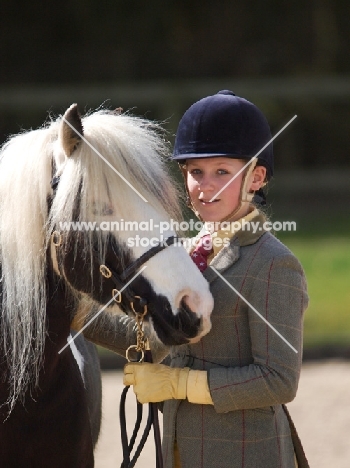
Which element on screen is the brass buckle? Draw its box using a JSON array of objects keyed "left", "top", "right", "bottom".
[
  {"left": 99, "top": 265, "right": 112, "bottom": 278},
  {"left": 52, "top": 231, "right": 62, "bottom": 247},
  {"left": 112, "top": 288, "right": 122, "bottom": 303},
  {"left": 126, "top": 345, "right": 144, "bottom": 363},
  {"left": 130, "top": 296, "right": 147, "bottom": 316}
]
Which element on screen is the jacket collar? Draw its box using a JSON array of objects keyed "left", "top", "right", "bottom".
[{"left": 203, "top": 210, "right": 267, "bottom": 283}]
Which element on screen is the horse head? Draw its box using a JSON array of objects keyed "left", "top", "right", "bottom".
[{"left": 49, "top": 104, "right": 213, "bottom": 346}]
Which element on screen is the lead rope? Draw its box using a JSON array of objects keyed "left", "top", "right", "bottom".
[{"left": 120, "top": 311, "right": 163, "bottom": 468}]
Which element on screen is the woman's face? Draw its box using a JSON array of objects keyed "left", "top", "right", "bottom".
[{"left": 186, "top": 157, "right": 246, "bottom": 222}]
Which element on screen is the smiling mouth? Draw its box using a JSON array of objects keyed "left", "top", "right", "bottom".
[{"left": 199, "top": 198, "right": 220, "bottom": 205}]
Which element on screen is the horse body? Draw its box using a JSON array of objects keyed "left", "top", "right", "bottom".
[
  {"left": 0, "top": 263, "right": 99, "bottom": 467},
  {"left": 0, "top": 104, "right": 213, "bottom": 465}
]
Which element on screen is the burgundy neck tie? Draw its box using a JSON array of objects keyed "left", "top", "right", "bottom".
[{"left": 190, "top": 234, "right": 213, "bottom": 272}]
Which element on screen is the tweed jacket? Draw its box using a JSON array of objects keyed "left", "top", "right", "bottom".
[
  {"left": 160, "top": 212, "right": 308, "bottom": 468},
  {"left": 83, "top": 212, "right": 308, "bottom": 468}
]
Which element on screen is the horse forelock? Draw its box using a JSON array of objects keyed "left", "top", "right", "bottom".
[{"left": 79, "top": 111, "right": 182, "bottom": 221}]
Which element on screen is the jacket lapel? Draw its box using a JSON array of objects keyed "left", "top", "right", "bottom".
[
  {"left": 203, "top": 240, "right": 240, "bottom": 283},
  {"left": 202, "top": 211, "right": 268, "bottom": 284}
]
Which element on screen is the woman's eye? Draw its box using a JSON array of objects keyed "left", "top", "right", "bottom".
[
  {"left": 217, "top": 169, "right": 229, "bottom": 175},
  {"left": 189, "top": 168, "right": 202, "bottom": 175}
]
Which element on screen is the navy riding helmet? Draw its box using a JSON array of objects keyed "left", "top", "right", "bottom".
[{"left": 172, "top": 90, "right": 274, "bottom": 180}]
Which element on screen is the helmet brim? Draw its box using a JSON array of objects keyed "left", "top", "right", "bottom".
[{"left": 172, "top": 152, "right": 252, "bottom": 162}]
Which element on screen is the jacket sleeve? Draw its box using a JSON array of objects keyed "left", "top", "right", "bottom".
[
  {"left": 208, "top": 253, "right": 309, "bottom": 413},
  {"left": 82, "top": 309, "right": 170, "bottom": 363}
]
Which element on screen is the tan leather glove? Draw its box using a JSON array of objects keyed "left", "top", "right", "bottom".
[
  {"left": 186, "top": 369, "right": 213, "bottom": 405},
  {"left": 123, "top": 363, "right": 214, "bottom": 405},
  {"left": 123, "top": 362, "right": 190, "bottom": 404}
]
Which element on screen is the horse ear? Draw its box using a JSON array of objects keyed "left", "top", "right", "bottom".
[{"left": 59, "top": 103, "right": 84, "bottom": 157}]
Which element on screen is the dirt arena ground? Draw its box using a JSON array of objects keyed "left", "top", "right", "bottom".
[{"left": 94, "top": 360, "right": 350, "bottom": 468}]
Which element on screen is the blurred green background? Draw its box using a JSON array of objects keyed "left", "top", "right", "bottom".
[{"left": 1, "top": 0, "right": 349, "bottom": 357}]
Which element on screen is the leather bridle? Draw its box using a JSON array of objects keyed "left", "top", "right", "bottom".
[
  {"left": 51, "top": 229, "right": 176, "bottom": 315},
  {"left": 94, "top": 235, "right": 177, "bottom": 315},
  {"left": 50, "top": 172, "right": 177, "bottom": 315}
]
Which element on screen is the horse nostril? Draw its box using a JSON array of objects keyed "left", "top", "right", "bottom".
[
  {"left": 179, "top": 297, "right": 201, "bottom": 331},
  {"left": 179, "top": 291, "right": 200, "bottom": 313},
  {"left": 180, "top": 293, "right": 212, "bottom": 343}
]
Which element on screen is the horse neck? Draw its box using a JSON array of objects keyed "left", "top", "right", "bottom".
[
  {"left": 40, "top": 254, "right": 77, "bottom": 384},
  {"left": 0, "top": 255, "right": 77, "bottom": 412}
]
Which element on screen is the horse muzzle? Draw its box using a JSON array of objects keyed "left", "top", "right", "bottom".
[{"left": 149, "top": 295, "right": 212, "bottom": 346}]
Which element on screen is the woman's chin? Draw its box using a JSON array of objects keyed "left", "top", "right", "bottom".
[{"left": 197, "top": 210, "right": 229, "bottom": 223}]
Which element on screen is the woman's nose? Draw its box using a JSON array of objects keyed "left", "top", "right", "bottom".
[{"left": 198, "top": 175, "right": 214, "bottom": 190}]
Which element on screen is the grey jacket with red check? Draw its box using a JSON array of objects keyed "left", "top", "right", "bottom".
[
  {"left": 84, "top": 211, "right": 308, "bottom": 468},
  {"left": 161, "top": 212, "right": 308, "bottom": 468}
]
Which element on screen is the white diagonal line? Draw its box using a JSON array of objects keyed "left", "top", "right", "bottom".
[
  {"left": 209, "top": 115, "right": 297, "bottom": 202},
  {"left": 63, "top": 117, "right": 148, "bottom": 203},
  {"left": 58, "top": 265, "right": 147, "bottom": 354},
  {"left": 209, "top": 266, "right": 298, "bottom": 353}
]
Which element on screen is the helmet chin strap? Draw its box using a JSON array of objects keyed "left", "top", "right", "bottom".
[
  {"left": 181, "top": 159, "right": 258, "bottom": 225},
  {"left": 219, "top": 159, "right": 257, "bottom": 223}
]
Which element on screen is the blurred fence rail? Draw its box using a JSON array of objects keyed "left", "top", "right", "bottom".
[
  {"left": 1, "top": 76, "right": 349, "bottom": 195},
  {"left": 2, "top": 76, "right": 350, "bottom": 112}
]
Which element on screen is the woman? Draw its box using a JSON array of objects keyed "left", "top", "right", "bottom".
[{"left": 124, "top": 91, "right": 309, "bottom": 468}]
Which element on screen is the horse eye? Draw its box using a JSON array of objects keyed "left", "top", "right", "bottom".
[
  {"left": 102, "top": 204, "right": 114, "bottom": 215},
  {"left": 91, "top": 202, "right": 114, "bottom": 216}
]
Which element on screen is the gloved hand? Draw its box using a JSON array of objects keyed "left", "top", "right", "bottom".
[
  {"left": 123, "top": 362, "right": 214, "bottom": 405},
  {"left": 123, "top": 362, "right": 190, "bottom": 404}
]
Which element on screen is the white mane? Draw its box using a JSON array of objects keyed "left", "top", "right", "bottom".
[
  {"left": 0, "top": 128, "right": 52, "bottom": 409},
  {"left": 0, "top": 109, "right": 182, "bottom": 409}
]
